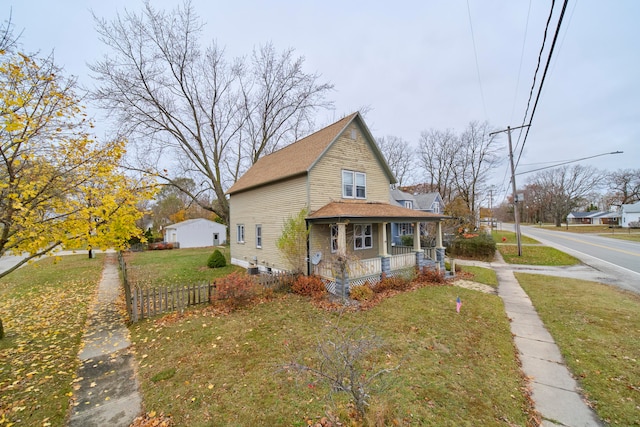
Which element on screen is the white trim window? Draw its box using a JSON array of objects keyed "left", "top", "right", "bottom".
[
  {"left": 330, "top": 225, "right": 338, "bottom": 253},
  {"left": 342, "top": 170, "right": 366, "bottom": 199},
  {"left": 353, "top": 224, "right": 372, "bottom": 249},
  {"left": 256, "top": 224, "right": 262, "bottom": 248},
  {"left": 404, "top": 200, "right": 413, "bottom": 209},
  {"left": 236, "top": 224, "right": 245, "bottom": 243},
  {"left": 398, "top": 223, "right": 414, "bottom": 236}
]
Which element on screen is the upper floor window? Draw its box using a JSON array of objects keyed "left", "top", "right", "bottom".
[
  {"left": 342, "top": 170, "right": 366, "bottom": 199},
  {"left": 432, "top": 202, "right": 440, "bottom": 214},
  {"left": 404, "top": 201, "right": 413, "bottom": 209}
]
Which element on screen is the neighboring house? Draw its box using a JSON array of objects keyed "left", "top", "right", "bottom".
[
  {"left": 227, "top": 112, "right": 447, "bottom": 294},
  {"left": 163, "top": 218, "right": 227, "bottom": 248},
  {"left": 390, "top": 188, "right": 444, "bottom": 245},
  {"left": 566, "top": 211, "right": 620, "bottom": 226},
  {"left": 621, "top": 201, "right": 640, "bottom": 227}
]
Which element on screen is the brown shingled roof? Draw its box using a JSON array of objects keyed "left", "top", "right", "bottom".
[
  {"left": 227, "top": 113, "right": 358, "bottom": 195},
  {"left": 307, "top": 200, "right": 447, "bottom": 223}
]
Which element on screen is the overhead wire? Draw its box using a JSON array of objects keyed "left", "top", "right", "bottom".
[
  {"left": 510, "top": 0, "right": 533, "bottom": 124},
  {"left": 513, "top": 0, "right": 556, "bottom": 159},
  {"left": 516, "top": 0, "right": 569, "bottom": 168},
  {"left": 466, "top": 0, "right": 488, "bottom": 120}
]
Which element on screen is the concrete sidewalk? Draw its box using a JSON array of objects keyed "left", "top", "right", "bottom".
[
  {"left": 458, "top": 255, "right": 603, "bottom": 427},
  {"left": 68, "top": 253, "right": 142, "bottom": 427}
]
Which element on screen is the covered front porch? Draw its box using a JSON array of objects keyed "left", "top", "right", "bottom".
[{"left": 306, "top": 201, "right": 448, "bottom": 296}]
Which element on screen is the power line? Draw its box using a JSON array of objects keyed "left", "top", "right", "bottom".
[
  {"left": 513, "top": 0, "right": 556, "bottom": 159},
  {"left": 466, "top": 0, "right": 488, "bottom": 119},
  {"left": 515, "top": 151, "right": 623, "bottom": 176},
  {"left": 510, "top": 0, "right": 533, "bottom": 124},
  {"left": 516, "top": 0, "right": 569, "bottom": 168}
]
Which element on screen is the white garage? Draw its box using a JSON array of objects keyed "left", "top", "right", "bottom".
[{"left": 164, "top": 218, "right": 227, "bottom": 248}]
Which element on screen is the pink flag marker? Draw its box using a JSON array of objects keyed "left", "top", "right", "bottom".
[{"left": 456, "top": 296, "right": 462, "bottom": 313}]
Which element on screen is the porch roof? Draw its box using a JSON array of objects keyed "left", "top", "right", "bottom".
[{"left": 307, "top": 200, "right": 448, "bottom": 224}]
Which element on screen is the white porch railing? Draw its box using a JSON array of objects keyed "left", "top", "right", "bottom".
[
  {"left": 389, "top": 252, "right": 415, "bottom": 270},
  {"left": 313, "top": 257, "right": 382, "bottom": 280},
  {"left": 314, "top": 253, "right": 423, "bottom": 280},
  {"left": 349, "top": 257, "right": 381, "bottom": 278}
]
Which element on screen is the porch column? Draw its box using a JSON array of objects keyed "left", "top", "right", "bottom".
[
  {"left": 436, "top": 220, "right": 445, "bottom": 271},
  {"left": 379, "top": 222, "right": 390, "bottom": 276},
  {"left": 414, "top": 221, "right": 426, "bottom": 270},
  {"left": 378, "top": 222, "right": 388, "bottom": 257},
  {"left": 336, "top": 222, "right": 349, "bottom": 299},
  {"left": 337, "top": 222, "right": 347, "bottom": 255}
]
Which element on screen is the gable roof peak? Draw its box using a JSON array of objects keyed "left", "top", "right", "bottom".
[{"left": 227, "top": 111, "right": 394, "bottom": 195}]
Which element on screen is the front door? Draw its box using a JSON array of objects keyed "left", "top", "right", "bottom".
[{"left": 213, "top": 233, "right": 219, "bottom": 246}]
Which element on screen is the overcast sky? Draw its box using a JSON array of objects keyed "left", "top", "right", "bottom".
[{"left": 4, "top": 1, "right": 639, "bottom": 200}]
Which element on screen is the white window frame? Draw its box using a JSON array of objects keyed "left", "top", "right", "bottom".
[
  {"left": 353, "top": 224, "right": 373, "bottom": 250},
  {"left": 404, "top": 200, "right": 413, "bottom": 209},
  {"left": 342, "top": 170, "right": 366, "bottom": 199},
  {"left": 398, "top": 223, "right": 414, "bottom": 236},
  {"left": 256, "top": 224, "right": 262, "bottom": 248},
  {"left": 330, "top": 225, "right": 338, "bottom": 253},
  {"left": 236, "top": 224, "right": 245, "bottom": 243}
]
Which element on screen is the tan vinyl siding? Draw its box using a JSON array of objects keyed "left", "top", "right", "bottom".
[
  {"left": 308, "top": 123, "right": 391, "bottom": 211},
  {"left": 229, "top": 175, "right": 308, "bottom": 271}
]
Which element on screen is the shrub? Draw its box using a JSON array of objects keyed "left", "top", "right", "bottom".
[
  {"left": 291, "top": 275, "right": 327, "bottom": 300},
  {"left": 349, "top": 283, "right": 374, "bottom": 302},
  {"left": 207, "top": 249, "right": 227, "bottom": 268},
  {"left": 447, "top": 233, "right": 496, "bottom": 260},
  {"left": 399, "top": 234, "right": 414, "bottom": 247},
  {"left": 373, "top": 274, "right": 411, "bottom": 293},
  {"left": 211, "top": 272, "right": 259, "bottom": 310},
  {"left": 629, "top": 221, "right": 640, "bottom": 229},
  {"left": 414, "top": 266, "right": 446, "bottom": 284}
]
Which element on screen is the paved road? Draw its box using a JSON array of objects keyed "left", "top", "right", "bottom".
[{"left": 517, "top": 225, "right": 640, "bottom": 293}]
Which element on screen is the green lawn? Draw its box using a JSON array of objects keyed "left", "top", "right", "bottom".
[
  {"left": 491, "top": 230, "right": 539, "bottom": 244},
  {"left": 0, "top": 255, "right": 104, "bottom": 427},
  {"left": 130, "top": 287, "right": 534, "bottom": 426},
  {"left": 498, "top": 244, "right": 580, "bottom": 266},
  {"left": 540, "top": 224, "right": 612, "bottom": 234},
  {"left": 601, "top": 233, "right": 640, "bottom": 243},
  {"left": 124, "top": 246, "right": 243, "bottom": 287},
  {"left": 517, "top": 273, "right": 640, "bottom": 426},
  {"left": 458, "top": 265, "right": 499, "bottom": 288}
]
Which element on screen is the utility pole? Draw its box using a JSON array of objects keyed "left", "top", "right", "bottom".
[
  {"left": 507, "top": 127, "right": 522, "bottom": 256},
  {"left": 490, "top": 125, "right": 529, "bottom": 256},
  {"left": 489, "top": 187, "right": 494, "bottom": 233}
]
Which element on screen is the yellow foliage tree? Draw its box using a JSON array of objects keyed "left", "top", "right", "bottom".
[{"left": 0, "top": 50, "right": 155, "bottom": 278}]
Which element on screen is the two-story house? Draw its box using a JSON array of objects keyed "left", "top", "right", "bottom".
[
  {"left": 227, "top": 112, "right": 447, "bottom": 294},
  {"left": 390, "top": 188, "right": 445, "bottom": 246}
]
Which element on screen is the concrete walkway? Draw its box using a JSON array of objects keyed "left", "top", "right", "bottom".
[
  {"left": 458, "top": 255, "right": 603, "bottom": 427},
  {"left": 68, "top": 253, "right": 142, "bottom": 427}
]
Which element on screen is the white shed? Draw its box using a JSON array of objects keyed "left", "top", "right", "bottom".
[
  {"left": 621, "top": 201, "right": 640, "bottom": 228},
  {"left": 164, "top": 218, "right": 227, "bottom": 248}
]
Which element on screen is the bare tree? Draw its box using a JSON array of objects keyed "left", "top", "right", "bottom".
[
  {"left": 606, "top": 168, "right": 640, "bottom": 206},
  {"left": 418, "top": 122, "right": 502, "bottom": 226},
  {"left": 525, "top": 165, "right": 604, "bottom": 227},
  {"left": 417, "top": 128, "right": 458, "bottom": 203},
  {"left": 0, "top": 10, "right": 21, "bottom": 53},
  {"left": 450, "top": 121, "right": 502, "bottom": 226},
  {"left": 376, "top": 135, "right": 414, "bottom": 187},
  {"left": 90, "top": 1, "right": 333, "bottom": 224}
]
